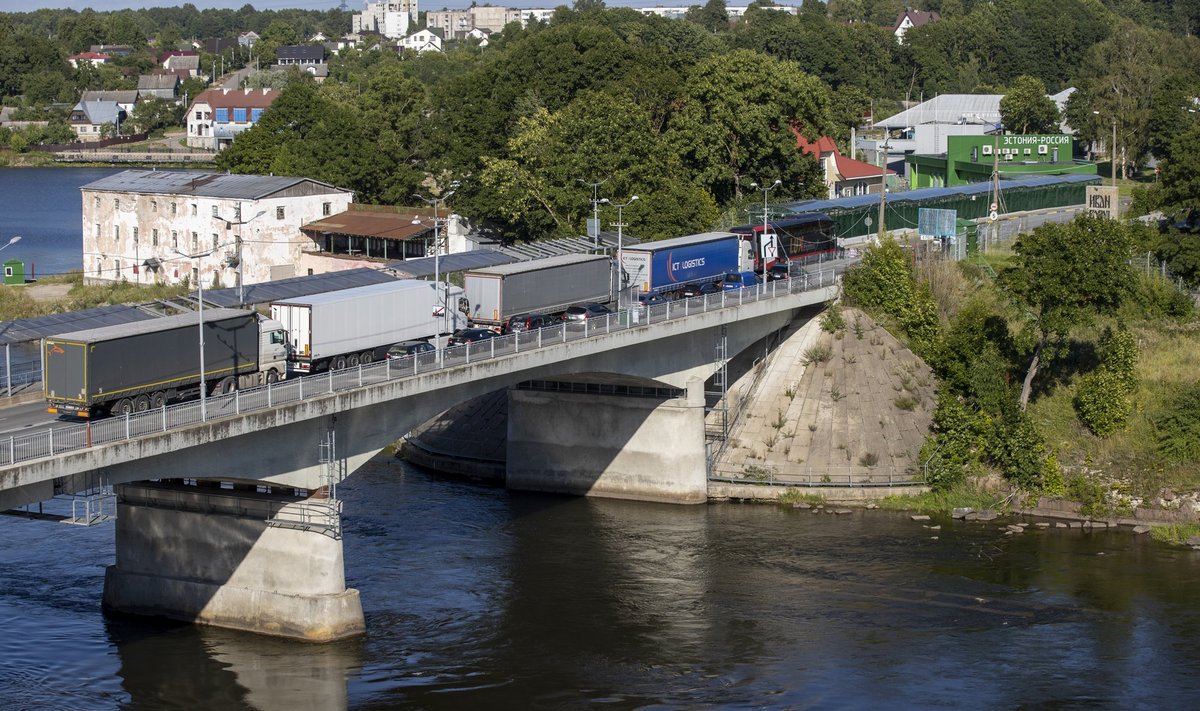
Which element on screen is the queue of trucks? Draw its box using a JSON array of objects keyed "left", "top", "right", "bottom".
[{"left": 41, "top": 233, "right": 775, "bottom": 418}]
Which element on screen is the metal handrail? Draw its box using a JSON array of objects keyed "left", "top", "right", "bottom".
[{"left": 0, "top": 267, "right": 840, "bottom": 468}]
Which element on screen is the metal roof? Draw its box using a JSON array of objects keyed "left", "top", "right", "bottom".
[
  {"left": 301, "top": 210, "right": 432, "bottom": 241},
  {"left": 622, "top": 231, "right": 736, "bottom": 252},
  {"left": 48, "top": 308, "right": 251, "bottom": 343},
  {"left": 271, "top": 279, "right": 428, "bottom": 307},
  {"left": 80, "top": 170, "right": 347, "bottom": 200},
  {"left": 0, "top": 305, "right": 157, "bottom": 346},
  {"left": 464, "top": 252, "right": 609, "bottom": 276},
  {"left": 201, "top": 267, "right": 400, "bottom": 308},
  {"left": 778, "top": 174, "right": 1099, "bottom": 214},
  {"left": 385, "top": 249, "right": 517, "bottom": 278},
  {"left": 875, "top": 94, "right": 1003, "bottom": 129}
]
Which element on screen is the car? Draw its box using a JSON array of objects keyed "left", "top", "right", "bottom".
[
  {"left": 637, "top": 292, "right": 668, "bottom": 307},
  {"left": 386, "top": 340, "right": 435, "bottom": 359},
  {"left": 503, "top": 312, "right": 559, "bottom": 334},
  {"left": 447, "top": 328, "right": 499, "bottom": 346},
  {"left": 722, "top": 270, "right": 761, "bottom": 291},
  {"left": 765, "top": 263, "right": 791, "bottom": 281},
  {"left": 562, "top": 303, "right": 613, "bottom": 321},
  {"left": 676, "top": 282, "right": 720, "bottom": 299}
]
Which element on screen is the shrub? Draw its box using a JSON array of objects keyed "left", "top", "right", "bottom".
[
  {"left": 987, "top": 406, "right": 1048, "bottom": 490},
  {"left": 1155, "top": 383, "right": 1200, "bottom": 464},
  {"left": 859, "top": 452, "right": 879, "bottom": 467},
  {"left": 1073, "top": 368, "right": 1132, "bottom": 437},
  {"left": 894, "top": 394, "right": 919, "bottom": 410},
  {"left": 1097, "top": 325, "right": 1138, "bottom": 393},
  {"left": 801, "top": 344, "right": 833, "bottom": 365},
  {"left": 820, "top": 302, "right": 846, "bottom": 332}
]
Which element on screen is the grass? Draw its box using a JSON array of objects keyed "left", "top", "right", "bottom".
[
  {"left": 778, "top": 489, "right": 826, "bottom": 506},
  {"left": 894, "top": 394, "right": 920, "bottom": 411},
  {"left": 877, "top": 481, "right": 1006, "bottom": 514},
  {"left": 1149, "top": 523, "right": 1200, "bottom": 546},
  {"left": 801, "top": 344, "right": 833, "bottom": 365},
  {"left": 0, "top": 272, "right": 190, "bottom": 321}
]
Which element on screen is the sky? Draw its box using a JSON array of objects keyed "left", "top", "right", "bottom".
[{"left": 0, "top": 0, "right": 675, "bottom": 12}]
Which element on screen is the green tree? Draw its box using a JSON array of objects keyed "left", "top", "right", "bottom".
[
  {"left": 997, "top": 215, "right": 1138, "bottom": 409},
  {"left": 999, "top": 75, "right": 1059, "bottom": 134},
  {"left": 1159, "top": 122, "right": 1200, "bottom": 212},
  {"left": 685, "top": 0, "right": 730, "bottom": 33}
]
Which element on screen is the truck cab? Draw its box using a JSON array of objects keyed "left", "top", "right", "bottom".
[{"left": 256, "top": 317, "right": 288, "bottom": 384}]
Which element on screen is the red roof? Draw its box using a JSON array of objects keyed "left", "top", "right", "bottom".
[
  {"left": 192, "top": 88, "right": 281, "bottom": 110},
  {"left": 893, "top": 9, "right": 940, "bottom": 32},
  {"left": 70, "top": 52, "right": 111, "bottom": 60},
  {"left": 794, "top": 128, "right": 894, "bottom": 179}
]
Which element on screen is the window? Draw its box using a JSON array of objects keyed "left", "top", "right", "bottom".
[
  {"left": 211, "top": 205, "right": 219, "bottom": 217},
  {"left": 152, "top": 229, "right": 159, "bottom": 246},
  {"left": 171, "top": 230, "right": 178, "bottom": 249},
  {"left": 151, "top": 200, "right": 157, "bottom": 212},
  {"left": 192, "top": 231, "right": 198, "bottom": 250},
  {"left": 233, "top": 108, "right": 247, "bottom": 122},
  {"left": 115, "top": 260, "right": 121, "bottom": 277},
  {"left": 234, "top": 204, "right": 242, "bottom": 221},
  {"left": 211, "top": 233, "right": 218, "bottom": 248},
  {"left": 195, "top": 111, "right": 202, "bottom": 120},
  {"left": 215, "top": 108, "right": 229, "bottom": 123},
  {"left": 192, "top": 267, "right": 198, "bottom": 284},
  {"left": 191, "top": 204, "right": 197, "bottom": 216},
  {"left": 114, "top": 225, "right": 120, "bottom": 242},
  {"left": 322, "top": 202, "right": 331, "bottom": 216},
  {"left": 114, "top": 198, "right": 120, "bottom": 210},
  {"left": 171, "top": 202, "right": 177, "bottom": 215},
  {"left": 276, "top": 206, "right": 285, "bottom": 220},
  {"left": 94, "top": 223, "right": 100, "bottom": 238},
  {"left": 251, "top": 108, "right": 264, "bottom": 123},
  {"left": 96, "top": 258, "right": 102, "bottom": 276},
  {"left": 132, "top": 226, "right": 139, "bottom": 244},
  {"left": 93, "top": 197, "right": 99, "bottom": 210}
]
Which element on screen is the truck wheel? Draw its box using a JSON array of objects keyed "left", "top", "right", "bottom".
[
  {"left": 360, "top": 351, "right": 374, "bottom": 365},
  {"left": 150, "top": 391, "right": 167, "bottom": 409},
  {"left": 134, "top": 394, "right": 151, "bottom": 412},
  {"left": 347, "top": 353, "right": 360, "bottom": 367},
  {"left": 217, "top": 376, "right": 237, "bottom": 394},
  {"left": 266, "top": 369, "right": 279, "bottom": 384},
  {"left": 332, "top": 355, "right": 347, "bottom": 371},
  {"left": 114, "top": 398, "right": 134, "bottom": 416}
]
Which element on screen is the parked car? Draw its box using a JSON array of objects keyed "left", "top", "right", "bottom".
[
  {"left": 386, "top": 340, "right": 435, "bottom": 359},
  {"left": 637, "top": 292, "right": 668, "bottom": 307},
  {"left": 447, "top": 328, "right": 499, "bottom": 346},
  {"left": 722, "top": 270, "right": 761, "bottom": 291},
  {"left": 675, "top": 282, "right": 720, "bottom": 299},
  {"left": 503, "top": 312, "right": 560, "bottom": 334},
  {"left": 562, "top": 303, "right": 613, "bottom": 322},
  {"left": 765, "top": 263, "right": 791, "bottom": 281}
]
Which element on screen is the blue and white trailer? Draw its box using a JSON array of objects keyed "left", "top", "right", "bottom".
[{"left": 619, "top": 231, "right": 747, "bottom": 295}]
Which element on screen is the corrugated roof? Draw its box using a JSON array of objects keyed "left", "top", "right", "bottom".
[
  {"left": 875, "top": 94, "right": 1003, "bottom": 129},
  {"left": 192, "top": 88, "right": 280, "bottom": 110},
  {"left": 48, "top": 308, "right": 251, "bottom": 343},
  {"left": 80, "top": 169, "right": 346, "bottom": 200},
  {"left": 201, "top": 267, "right": 400, "bottom": 308},
  {"left": 301, "top": 210, "right": 432, "bottom": 241},
  {"left": 622, "top": 231, "right": 736, "bottom": 252},
  {"left": 0, "top": 305, "right": 157, "bottom": 346},
  {"left": 779, "top": 174, "right": 1100, "bottom": 214},
  {"left": 385, "top": 250, "right": 518, "bottom": 278},
  {"left": 465, "top": 252, "right": 609, "bottom": 276},
  {"left": 271, "top": 279, "right": 428, "bottom": 307}
]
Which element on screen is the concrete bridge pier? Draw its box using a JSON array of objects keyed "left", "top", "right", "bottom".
[
  {"left": 102, "top": 481, "right": 364, "bottom": 641},
  {"left": 506, "top": 378, "right": 708, "bottom": 504}
]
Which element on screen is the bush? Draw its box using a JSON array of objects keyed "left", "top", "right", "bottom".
[
  {"left": 1154, "top": 383, "right": 1200, "bottom": 464},
  {"left": 919, "top": 392, "right": 989, "bottom": 489},
  {"left": 1073, "top": 368, "right": 1132, "bottom": 437},
  {"left": 987, "top": 406, "right": 1049, "bottom": 489},
  {"left": 1097, "top": 325, "right": 1138, "bottom": 393},
  {"left": 820, "top": 302, "right": 845, "bottom": 332},
  {"left": 801, "top": 344, "right": 833, "bottom": 365}
]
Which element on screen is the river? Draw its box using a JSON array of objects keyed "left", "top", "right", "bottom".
[{"left": 2, "top": 455, "right": 1199, "bottom": 709}]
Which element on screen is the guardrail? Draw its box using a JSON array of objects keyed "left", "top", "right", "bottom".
[
  {"left": 0, "top": 268, "right": 838, "bottom": 468},
  {"left": 1, "top": 361, "right": 42, "bottom": 394}
]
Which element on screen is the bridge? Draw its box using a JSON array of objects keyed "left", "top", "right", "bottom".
[{"left": 0, "top": 270, "right": 840, "bottom": 641}]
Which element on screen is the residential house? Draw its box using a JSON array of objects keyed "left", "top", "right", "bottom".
[
  {"left": 79, "top": 170, "right": 355, "bottom": 286},
  {"left": 464, "top": 28, "right": 491, "bottom": 46},
  {"left": 204, "top": 37, "right": 237, "bottom": 55},
  {"left": 68, "top": 52, "right": 111, "bottom": 69},
  {"left": 238, "top": 31, "right": 260, "bottom": 48},
  {"left": 892, "top": 8, "right": 940, "bottom": 43},
  {"left": 160, "top": 51, "right": 200, "bottom": 76},
  {"left": 137, "top": 74, "right": 180, "bottom": 101},
  {"left": 80, "top": 90, "right": 139, "bottom": 115},
  {"left": 401, "top": 28, "right": 443, "bottom": 54},
  {"left": 795, "top": 131, "right": 894, "bottom": 199},
  {"left": 353, "top": 1, "right": 417, "bottom": 40},
  {"left": 89, "top": 44, "right": 134, "bottom": 57},
  {"left": 69, "top": 101, "right": 127, "bottom": 142},
  {"left": 276, "top": 45, "right": 325, "bottom": 66},
  {"left": 186, "top": 88, "right": 280, "bottom": 151}
]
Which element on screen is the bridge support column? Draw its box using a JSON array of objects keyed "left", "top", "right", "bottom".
[
  {"left": 102, "top": 482, "right": 364, "bottom": 642},
  {"left": 506, "top": 379, "right": 708, "bottom": 504}
]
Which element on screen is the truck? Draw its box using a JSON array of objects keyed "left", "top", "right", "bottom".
[
  {"left": 619, "top": 231, "right": 749, "bottom": 296},
  {"left": 270, "top": 279, "right": 464, "bottom": 374},
  {"left": 44, "top": 308, "right": 288, "bottom": 418},
  {"left": 463, "top": 253, "right": 612, "bottom": 328}
]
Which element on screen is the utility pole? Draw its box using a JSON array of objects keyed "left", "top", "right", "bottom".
[
  {"left": 577, "top": 177, "right": 609, "bottom": 246},
  {"left": 877, "top": 137, "right": 889, "bottom": 239}
]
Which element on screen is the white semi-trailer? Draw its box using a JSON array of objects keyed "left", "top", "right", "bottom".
[{"left": 463, "top": 253, "right": 612, "bottom": 328}]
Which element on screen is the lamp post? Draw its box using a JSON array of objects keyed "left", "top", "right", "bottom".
[
  {"left": 1, "top": 236, "right": 22, "bottom": 397},
  {"left": 0, "top": 235, "right": 22, "bottom": 254},
  {"left": 749, "top": 179, "right": 782, "bottom": 266},
  {"left": 175, "top": 243, "right": 226, "bottom": 421},
  {"left": 577, "top": 177, "right": 609, "bottom": 246},
  {"left": 413, "top": 182, "right": 459, "bottom": 356},
  {"left": 1093, "top": 110, "right": 1117, "bottom": 188},
  {"left": 608, "top": 195, "right": 638, "bottom": 306}
]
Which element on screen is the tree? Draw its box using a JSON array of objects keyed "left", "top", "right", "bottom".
[
  {"left": 685, "top": 0, "right": 729, "bottom": 33},
  {"left": 999, "top": 75, "right": 1059, "bottom": 134},
  {"left": 1159, "top": 122, "right": 1200, "bottom": 212},
  {"left": 998, "top": 215, "right": 1137, "bottom": 409}
]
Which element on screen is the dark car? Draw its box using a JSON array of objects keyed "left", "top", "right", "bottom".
[
  {"left": 722, "top": 270, "right": 761, "bottom": 291},
  {"left": 386, "top": 340, "right": 435, "bottom": 359},
  {"left": 504, "top": 312, "right": 559, "bottom": 334},
  {"left": 676, "top": 282, "right": 720, "bottom": 299},
  {"left": 447, "top": 328, "right": 499, "bottom": 346},
  {"left": 765, "top": 263, "right": 791, "bottom": 281},
  {"left": 562, "top": 303, "right": 613, "bottom": 321},
  {"left": 638, "top": 292, "right": 667, "bottom": 307}
]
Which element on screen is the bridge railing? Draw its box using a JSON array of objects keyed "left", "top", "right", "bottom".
[{"left": 0, "top": 268, "right": 838, "bottom": 468}]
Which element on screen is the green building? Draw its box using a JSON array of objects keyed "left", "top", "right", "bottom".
[{"left": 906, "top": 134, "right": 1097, "bottom": 189}]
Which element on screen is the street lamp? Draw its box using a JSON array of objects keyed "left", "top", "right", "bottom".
[
  {"left": 0, "top": 235, "right": 22, "bottom": 253},
  {"left": 175, "top": 243, "right": 228, "bottom": 421},
  {"left": 608, "top": 195, "right": 638, "bottom": 305},
  {"left": 577, "top": 177, "right": 609, "bottom": 246},
  {"left": 749, "top": 179, "right": 782, "bottom": 266},
  {"left": 1093, "top": 110, "right": 1117, "bottom": 188},
  {"left": 413, "top": 182, "right": 459, "bottom": 357}
]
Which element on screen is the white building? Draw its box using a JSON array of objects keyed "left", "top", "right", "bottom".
[
  {"left": 353, "top": 0, "right": 418, "bottom": 40},
  {"left": 186, "top": 88, "right": 280, "bottom": 151},
  {"left": 401, "top": 28, "right": 443, "bottom": 53},
  {"left": 80, "top": 170, "right": 354, "bottom": 287}
]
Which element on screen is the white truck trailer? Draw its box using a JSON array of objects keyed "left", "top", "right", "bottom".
[{"left": 463, "top": 253, "right": 612, "bottom": 328}]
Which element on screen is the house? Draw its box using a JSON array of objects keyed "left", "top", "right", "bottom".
[
  {"left": 893, "top": 8, "right": 940, "bottom": 43},
  {"left": 137, "top": 74, "right": 180, "bottom": 101},
  {"left": 401, "top": 29, "right": 443, "bottom": 54},
  {"left": 276, "top": 45, "right": 326, "bottom": 66},
  {"left": 906, "top": 134, "right": 1096, "bottom": 189},
  {"left": 353, "top": 0, "right": 418, "bottom": 40},
  {"left": 68, "top": 52, "right": 112, "bottom": 69},
  {"left": 204, "top": 37, "right": 238, "bottom": 55},
  {"left": 186, "top": 88, "right": 280, "bottom": 151},
  {"left": 80, "top": 90, "right": 139, "bottom": 114},
  {"left": 464, "top": 28, "right": 491, "bottom": 46},
  {"left": 795, "top": 130, "right": 894, "bottom": 199},
  {"left": 89, "top": 44, "right": 134, "bottom": 57},
  {"left": 238, "top": 31, "right": 260, "bottom": 48},
  {"left": 160, "top": 50, "right": 200, "bottom": 76},
  {"left": 79, "top": 170, "right": 355, "bottom": 286},
  {"left": 69, "top": 101, "right": 127, "bottom": 142}
]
